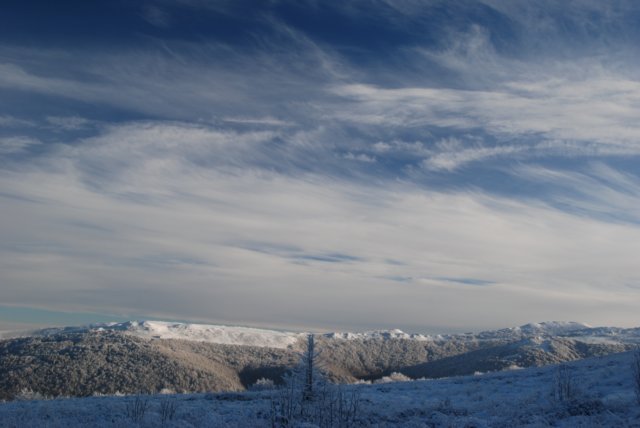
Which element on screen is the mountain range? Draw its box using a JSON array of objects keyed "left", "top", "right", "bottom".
[{"left": 1, "top": 320, "right": 638, "bottom": 400}]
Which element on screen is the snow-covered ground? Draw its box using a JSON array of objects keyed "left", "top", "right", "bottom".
[{"left": 2, "top": 349, "right": 639, "bottom": 427}]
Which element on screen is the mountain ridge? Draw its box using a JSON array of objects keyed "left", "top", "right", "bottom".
[
  {"left": 2, "top": 319, "right": 639, "bottom": 400},
  {"left": 4, "top": 319, "right": 639, "bottom": 347}
]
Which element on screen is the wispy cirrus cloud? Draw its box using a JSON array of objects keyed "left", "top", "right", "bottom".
[
  {"left": 0, "top": 136, "right": 41, "bottom": 154},
  {"left": 3, "top": 0, "right": 640, "bottom": 331},
  {"left": 513, "top": 163, "right": 640, "bottom": 224},
  {"left": 1, "top": 121, "right": 640, "bottom": 329},
  {"left": 45, "top": 116, "right": 92, "bottom": 131},
  {"left": 331, "top": 72, "right": 640, "bottom": 143},
  {"left": 0, "top": 115, "right": 36, "bottom": 128}
]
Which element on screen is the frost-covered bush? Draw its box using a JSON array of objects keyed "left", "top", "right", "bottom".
[
  {"left": 250, "top": 377, "right": 276, "bottom": 391},
  {"left": 549, "top": 364, "right": 607, "bottom": 417},
  {"left": 15, "top": 388, "right": 48, "bottom": 401},
  {"left": 565, "top": 398, "right": 605, "bottom": 416},
  {"left": 374, "top": 372, "right": 411, "bottom": 384}
]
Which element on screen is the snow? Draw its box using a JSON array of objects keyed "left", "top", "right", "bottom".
[
  {"left": 322, "top": 321, "right": 640, "bottom": 347},
  {"left": 3, "top": 321, "right": 445, "bottom": 347},
  {"left": 103, "top": 321, "right": 306, "bottom": 349},
  {"left": 0, "top": 320, "right": 305, "bottom": 349},
  {"left": 4, "top": 319, "right": 640, "bottom": 426},
  {"left": 524, "top": 321, "right": 593, "bottom": 332},
  {"left": 476, "top": 321, "right": 591, "bottom": 340},
  {"left": 2, "top": 349, "right": 639, "bottom": 427},
  {"left": 6, "top": 319, "right": 640, "bottom": 350},
  {"left": 323, "top": 328, "right": 433, "bottom": 341}
]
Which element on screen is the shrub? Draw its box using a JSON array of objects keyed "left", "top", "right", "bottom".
[
  {"left": 250, "top": 377, "right": 276, "bottom": 391},
  {"left": 159, "top": 396, "right": 178, "bottom": 426},
  {"left": 566, "top": 398, "right": 605, "bottom": 416},
  {"left": 553, "top": 364, "right": 575, "bottom": 404},
  {"left": 374, "top": 372, "right": 411, "bottom": 384},
  {"left": 125, "top": 395, "right": 149, "bottom": 423},
  {"left": 15, "top": 388, "right": 48, "bottom": 401}
]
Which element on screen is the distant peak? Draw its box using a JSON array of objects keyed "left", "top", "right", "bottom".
[
  {"left": 518, "top": 321, "right": 592, "bottom": 332},
  {"left": 103, "top": 320, "right": 305, "bottom": 349},
  {"left": 323, "top": 328, "right": 433, "bottom": 341}
]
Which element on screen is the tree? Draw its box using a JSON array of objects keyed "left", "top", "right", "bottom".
[
  {"left": 303, "top": 334, "right": 319, "bottom": 402},
  {"left": 553, "top": 364, "right": 575, "bottom": 404},
  {"left": 270, "top": 334, "right": 360, "bottom": 427}
]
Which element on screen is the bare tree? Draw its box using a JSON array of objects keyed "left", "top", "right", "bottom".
[
  {"left": 632, "top": 349, "right": 640, "bottom": 405},
  {"left": 553, "top": 364, "right": 575, "bottom": 404},
  {"left": 125, "top": 395, "right": 149, "bottom": 423},
  {"left": 270, "top": 334, "right": 360, "bottom": 427},
  {"left": 303, "top": 334, "right": 319, "bottom": 402},
  {"left": 159, "top": 396, "right": 178, "bottom": 426}
]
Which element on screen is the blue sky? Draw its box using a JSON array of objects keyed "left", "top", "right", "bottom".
[{"left": 1, "top": 0, "right": 640, "bottom": 332}]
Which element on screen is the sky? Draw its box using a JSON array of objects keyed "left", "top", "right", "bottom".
[{"left": 1, "top": 0, "right": 640, "bottom": 333}]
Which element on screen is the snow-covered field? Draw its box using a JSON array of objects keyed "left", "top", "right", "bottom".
[{"left": 2, "top": 349, "right": 639, "bottom": 427}]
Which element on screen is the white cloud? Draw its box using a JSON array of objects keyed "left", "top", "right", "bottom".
[
  {"left": 0, "top": 27, "right": 345, "bottom": 123},
  {"left": 513, "top": 163, "right": 640, "bottom": 223},
  {"left": 221, "top": 116, "right": 294, "bottom": 127},
  {"left": 343, "top": 152, "right": 376, "bottom": 163},
  {"left": 1, "top": 122, "right": 640, "bottom": 330},
  {"left": 330, "top": 72, "right": 640, "bottom": 147},
  {"left": 422, "top": 140, "right": 524, "bottom": 171},
  {"left": 3, "top": 1, "right": 640, "bottom": 331},
  {"left": 46, "top": 116, "right": 92, "bottom": 131},
  {"left": 0, "top": 115, "right": 35, "bottom": 128},
  {"left": 0, "top": 136, "right": 40, "bottom": 154}
]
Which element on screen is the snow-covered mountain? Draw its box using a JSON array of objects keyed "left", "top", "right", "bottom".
[
  {"left": 2, "top": 320, "right": 305, "bottom": 349},
  {"left": 10, "top": 319, "right": 640, "bottom": 347},
  {"left": 1, "top": 320, "right": 639, "bottom": 401},
  {"left": 102, "top": 321, "right": 305, "bottom": 349}
]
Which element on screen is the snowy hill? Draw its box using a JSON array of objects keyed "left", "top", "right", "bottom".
[
  {"left": 475, "top": 321, "right": 592, "bottom": 340},
  {"left": 6, "top": 320, "right": 305, "bottom": 349},
  {"left": 1, "top": 349, "right": 639, "bottom": 427},
  {"left": 102, "top": 320, "right": 305, "bottom": 349},
  {"left": 1, "top": 319, "right": 639, "bottom": 401},
  {"left": 12, "top": 319, "right": 640, "bottom": 347},
  {"left": 1, "top": 319, "right": 639, "bottom": 402}
]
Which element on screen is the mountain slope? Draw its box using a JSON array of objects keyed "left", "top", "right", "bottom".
[
  {"left": 0, "top": 332, "right": 247, "bottom": 400},
  {"left": 1, "top": 320, "right": 639, "bottom": 400},
  {"left": 402, "top": 336, "right": 633, "bottom": 378}
]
